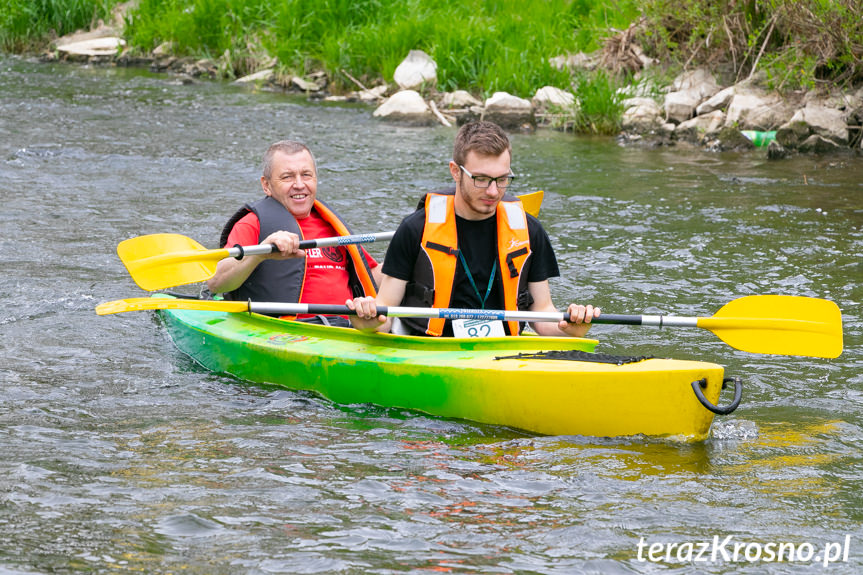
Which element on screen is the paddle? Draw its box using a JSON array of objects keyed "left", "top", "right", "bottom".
[
  {"left": 95, "top": 294, "right": 843, "bottom": 358},
  {"left": 117, "top": 190, "right": 544, "bottom": 291},
  {"left": 117, "top": 231, "right": 395, "bottom": 291},
  {"left": 518, "top": 189, "right": 542, "bottom": 218},
  {"left": 592, "top": 295, "right": 843, "bottom": 359}
]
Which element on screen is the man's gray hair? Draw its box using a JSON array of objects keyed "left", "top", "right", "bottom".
[{"left": 261, "top": 140, "right": 317, "bottom": 179}]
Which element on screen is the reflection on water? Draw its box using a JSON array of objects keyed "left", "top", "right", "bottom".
[{"left": 1, "top": 56, "right": 862, "bottom": 573}]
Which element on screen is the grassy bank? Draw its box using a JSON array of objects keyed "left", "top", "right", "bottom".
[
  {"left": 1, "top": 0, "right": 641, "bottom": 134},
  {"left": 0, "top": 0, "right": 119, "bottom": 52},
  {"left": 2, "top": 1, "right": 861, "bottom": 135},
  {"left": 120, "top": 0, "right": 639, "bottom": 96}
]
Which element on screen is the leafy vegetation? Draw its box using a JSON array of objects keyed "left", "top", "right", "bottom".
[
  {"left": 119, "top": 0, "right": 640, "bottom": 97},
  {"left": 0, "top": 0, "right": 121, "bottom": 51},
  {"left": 636, "top": 0, "right": 863, "bottom": 90}
]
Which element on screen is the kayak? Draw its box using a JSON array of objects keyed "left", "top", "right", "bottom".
[{"left": 155, "top": 298, "right": 740, "bottom": 441}]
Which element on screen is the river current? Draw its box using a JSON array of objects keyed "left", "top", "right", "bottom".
[{"left": 1, "top": 56, "right": 862, "bottom": 573}]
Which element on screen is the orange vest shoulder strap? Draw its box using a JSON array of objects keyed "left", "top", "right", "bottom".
[
  {"left": 496, "top": 199, "right": 532, "bottom": 336},
  {"left": 420, "top": 194, "right": 458, "bottom": 336},
  {"left": 313, "top": 200, "right": 378, "bottom": 297}
]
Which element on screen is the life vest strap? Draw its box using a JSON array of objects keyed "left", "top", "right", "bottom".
[
  {"left": 425, "top": 241, "right": 458, "bottom": 256},
  {"left": 505, "top": 247, "right": 528, "bottom": 278}
]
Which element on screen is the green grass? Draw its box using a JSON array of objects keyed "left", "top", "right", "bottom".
[
  {"left": 571, "top": 70, "right": 624, "bottom": 134},
  {"left": 120, "top": 0, "right": 640, "bottom": 96},
  {"left": 0, "top": 0, "right": 121, "bottom": 51},
  {"left": 114, "top": 0, "right": 643, "bottom": 134}
]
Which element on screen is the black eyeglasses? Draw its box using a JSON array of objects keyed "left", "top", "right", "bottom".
[{"left": 459, "top": 165, "right": 515, "bottom": 190}]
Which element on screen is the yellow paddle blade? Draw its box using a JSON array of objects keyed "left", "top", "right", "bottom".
[
  {"left": 698, "top": 295, "right": 843, "bottom": 358},
  {"left": 117, "top": 234, "right": 229, "bottom": 291},
  {"left": 518, "top": 190, "right": 543, "bottom": 217},
  {"left": 96, "top": 297, "right": 248, "bottom": 315}
]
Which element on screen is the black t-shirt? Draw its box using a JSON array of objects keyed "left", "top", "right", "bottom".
[{"left": 382, "top": 206, "right": 560, "bottom": 335}]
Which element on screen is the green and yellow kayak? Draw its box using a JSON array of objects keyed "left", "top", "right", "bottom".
[{"left": 156, "top": 300, "right": 739, "bottom": 441}]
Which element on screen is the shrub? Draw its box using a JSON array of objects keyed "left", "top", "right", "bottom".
[{"left": 636, "top": 0, "right": 863, "bottom": 90}]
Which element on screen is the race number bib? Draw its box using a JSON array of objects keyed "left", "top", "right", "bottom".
[{"left": 452, "top": 318, "right": 506, "bottom": 338}]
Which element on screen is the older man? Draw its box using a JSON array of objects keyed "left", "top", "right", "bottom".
[{"left": 209, "top": 140, "right": 379, "bottom": 324}]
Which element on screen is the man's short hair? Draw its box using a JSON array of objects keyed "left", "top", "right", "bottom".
[
  {"left": 452, "top": 121, "right": 511, "bottom": 165},
  {"left": 262, "top": 140, "right": 316, "bottom": 179}
]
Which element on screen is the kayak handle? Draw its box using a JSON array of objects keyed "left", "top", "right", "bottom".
[{"left": 690, "top": 376, "right": 742, "bottom": 415}]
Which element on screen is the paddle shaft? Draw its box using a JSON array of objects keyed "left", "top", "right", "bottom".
[
  {"left": 126, "top": 231, "right": 396, "bottom": 272},
  {"left": 246, "top": 302, "right": 567, "bottom": 322},
  {"left": 228, "top": 231, "right": 395, "bottom": 259},
  {"left": 249, "top": 306, "right": 702, "bottom": 326},
  {"left": 97, "top": 298, "right": 569, "bottom": 322},
  {"left": 244, "top": 305, "right": 680, "bottom": 325},
  {"left": 592, "top": 314, "right": 697, "bottom": 327}
]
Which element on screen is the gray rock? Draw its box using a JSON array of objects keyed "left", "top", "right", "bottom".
[
  {"left": 777, "top": 106, "right": 849, "bottom": 147},
  {"left": 675, "top": 110, "right": 725, "bottom": 143},
  {"left": 533, "top": 86, "right": 576, "bottom": 109},
  {"left": 767, "top": 140, "right": 789, "bottom": 159},
  {"left": 291, "top": 76, "right": 322, "bottom": 92},
  {"left": 235, "top": 68, "right": 274, "bottom": 84},
  {"left": 622, "top": 99, "right": 663, "bottom": 132},
  {"left": 696, "top": 86, "right": 736, "bottom": 115},
  {"left": 798, "top": 134, "right": 842, "bottom": 154},
  {"left": 671, "top": 68, "right": 721, "bottom": 99},
  {"left": 663, "top": 70, "right": 721, "bottom": 124},
  {"left": 56, "top": 37, "right": 125, "bottom": 59},
  {"left": 482, "top": 92, "right": 535, "bottom": 129},
  {"left": 393, "top": 50, "right": 437, "bottom": 90},
  {"left": 724, "top": 90, "right": 793, "bottom": 131},
  {"left": 373, "top": 90, "right": 435, "bottom": 125},
  {"left": 716, "top": 127, "right": 756, "bottom": 151},
  {"left": 440, "top": 90, "right": 482, "bottom": 109},
  {"left": 664, "top": 90, "right": 701, "bottom": 124}
]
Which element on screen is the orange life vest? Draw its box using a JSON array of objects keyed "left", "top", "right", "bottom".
[
  {"left": 419, "top": 192, "right": 531, "bottom": 336},
  {"left": 311, "top": 200, "right": 378, "bottom": 299}
]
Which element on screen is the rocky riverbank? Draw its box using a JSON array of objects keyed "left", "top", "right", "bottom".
[{"left": 48, "top": 18, "right": 863, "bottom": 158}]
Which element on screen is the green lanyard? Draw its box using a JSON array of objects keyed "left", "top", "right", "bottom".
[{"left": 457, "top": 250, "right": 497, "bottom": 310}]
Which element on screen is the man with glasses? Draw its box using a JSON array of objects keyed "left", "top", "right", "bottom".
[
  {"left": 349, "top": 121, "right": 599, "bottom": 337},
  {"left": 208, "top": 140, "right": 379, "bottom": 325}
]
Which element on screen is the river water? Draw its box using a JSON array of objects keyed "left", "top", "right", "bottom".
[{"left": 1, "top": 56, "right": 861, "bottom": 574}]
